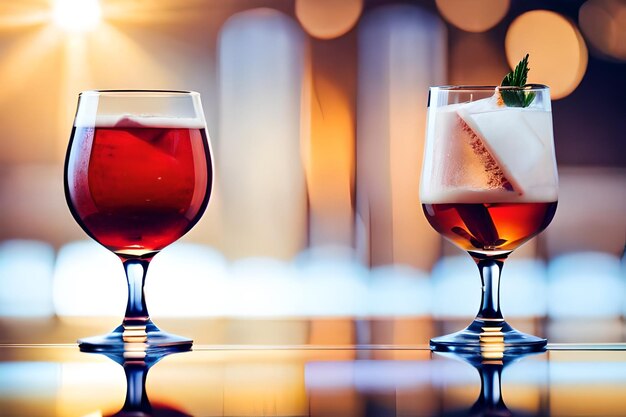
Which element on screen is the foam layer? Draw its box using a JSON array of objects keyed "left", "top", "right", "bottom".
[
  {"left": 75, "top": 114, "right": 206, "bottom": 129},
  {"left": 421, "top": 187, "right": 558, "bottom": 204},
  {"left": 421, "top": 97, "right": 558, "bottom": 204}
]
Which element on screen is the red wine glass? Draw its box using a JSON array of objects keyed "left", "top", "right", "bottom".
[{"left": 64, "top": 90, "right": 212, "bottom": 352}]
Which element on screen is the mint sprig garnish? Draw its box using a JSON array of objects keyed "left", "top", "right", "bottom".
[{"left": 500, "top": 54, "right": 535, "bottom": 107}]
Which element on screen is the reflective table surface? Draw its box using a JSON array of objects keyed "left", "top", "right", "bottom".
[{"left": 1, "top": 332, "right": 625, "bottom": 416}]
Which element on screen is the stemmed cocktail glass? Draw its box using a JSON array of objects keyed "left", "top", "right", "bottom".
[
  {"left": 64, "top": 90, "right": 212, "bottom": 353},
  {"left": 420, "top": 84, "right": 558, "bottom": 352}
]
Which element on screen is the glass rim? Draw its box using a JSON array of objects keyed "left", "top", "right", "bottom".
[
  {"left": 78, "top": 89, "right": 200, "bottom": 97},
  {"left": 430, "top": 84, "right": 548, "bottom": 92}
]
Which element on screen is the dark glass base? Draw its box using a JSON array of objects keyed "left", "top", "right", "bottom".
[
  {"left": 430, "top": 318, "right": 546, "bottom": 354},
  {"left": 78, "top": 321, "right": 192, "bottom": 354}
]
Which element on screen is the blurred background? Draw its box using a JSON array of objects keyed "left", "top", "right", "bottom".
[{"left": 0, "top": 0, "right": 624, "bottom": 344}]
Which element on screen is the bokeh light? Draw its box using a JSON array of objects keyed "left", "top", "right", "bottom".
[
  {"left": 52, "top": 241, "right": 125, "bottom": 317},
  {"left": 304, "top": 73, "right": 355, "bottom": 247},
  {"left": 52, "top": 0, "right": 102, "bottom": 33},
  {"left": 449, "top": 33, "right": 510, "bottom": 85},
  {"left": 548, "top": 252, "right": 623, "bottom": 319},
  {"left": 218, "top": 8, "right": 307, "bottom": 259},
  {"left": 357, "top": 5, "right": 445, "bottom": 268},
  {"left": 579, "top": 0, "right": 626, "bottom": 61},
  {"left": 435, "top": 0, "right": 510, "bottom": 33},
  {"left": 0, "top": 240, "right": 55, "bottom": 317},
  {"left": 58, "top": 362, "right": 123, "bottom": 417},
  {"left": 505, "top": 10, "right": 588, "bottom": 99},
  {"left": 0, "top": 2, "right": 49, "bottom": 29},
  {"left": 295, "top": 0, "right": 363, "bottom": 40}
]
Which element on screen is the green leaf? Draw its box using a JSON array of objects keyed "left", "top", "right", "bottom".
[
  {"left": 523, "top": 92, "right": 536, "bottom": 107},
  {"left": 500, "top": 54, "right": 536, "bottom": 108}
]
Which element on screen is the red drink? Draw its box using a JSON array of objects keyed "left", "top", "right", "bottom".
[
  {"left": 65, "top": 124, "right": 212, "bottom": 257},
  {"left": 422, "top": 201, "right": 557, "bottom": 254}
]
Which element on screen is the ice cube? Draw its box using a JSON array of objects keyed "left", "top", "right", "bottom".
[
  {"left": 457, "top": 102, "right": 546, "bottom": 196},
  {"left": 426, "top": 101, "right": 512, "bottom": 196},
  {"left": 520, "top": 111, "right": 558, "bottom": 196},
  {"left": 431, "top": 106, "right": 497, "bottom": 191}
]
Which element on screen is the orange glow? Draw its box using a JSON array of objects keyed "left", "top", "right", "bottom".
[
  {"left": 310, "top": 389, "right": 361, "bottom": 417},
  {"left": 579, "top": 0, "right": 626, "bottom": 61},
  {"left": 58, "top": 34, "right": 93, "bottom": 160},
  {"left": 221, "top": 364, "right": 306, "bottom": 415},
  {"left": 0, "top": 25, "right": 62, "bottom": 164},
  {"left": 449, "top": 33, "right": 510, "bottom": 85},
  {"left": 0, "top": 1, "right": 192, "bottom": 166},
  {"left": 357, "top": 5, "right": 445, "bottom": 268},
  {"left": 304, "top": 73, "right": 355, "bottom": 246},
  {"left": 308, "top": 319, "right": 356, "bottom": 347},
  {"left": 0, "top": 25, "right": 61, "bottom": 109},
  {"left": 102, "top": 0, "right": 201, "bottom": 24},
  {"left": 389, "top": 66, "right": 440, "bottom": 267},
  {"left": 57, "top": 22, "right": 177, "bottom": 159},
  {"left": 0, "top": 2, "right": 49, "bottom": 30},
  {"left": 295, "top": 0, "right": 363, "bottom": 40},
  {"left": 396, "top": 389, "right": 439, "bottom": 416},
  {"left": 504, "top": 386, "right": 542, "bottom": 414},
  {"left": 550, "top": 387, "right": 626, "bottom": 416},
  {"left": 436, "top": 0, "right": 510, "bottom": 33},
  {"left": 547, "top": 351, "right": 626, "bottom": 415},
  {"left": 505, "top": 10, "right": 588, "bottom": 99},
  {"left": 77, "top": 23, "right": 175, "bottom": 89},
  {"left": 58, "top": 362, "right": 124, "bottom": 417},
  {"left": 0, "top": 1, "right": 218, "bottom": 250},
  {"left": 150, "top": 360, "right": 307, "bottom": 416},
  {"left": 370, "top": 318, "right": 435, "bottom": 360}
]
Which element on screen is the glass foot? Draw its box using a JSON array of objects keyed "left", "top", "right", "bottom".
[
  {"left": 430, "top": 319, "right": 546, "bottom": 355},
  {"left": 78, "top": 321, "right": 192, "bottom": 354}
]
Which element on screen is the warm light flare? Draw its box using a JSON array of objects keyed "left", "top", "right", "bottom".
[
  {"left": 505, "top": 10, "right": 588, "bottom": 99},
  {"left": 305, "top": 74, "right": 355, "bottom": 246},
  {"left": 436, "top": 0, "right": 510, "bottom": 33},
  {"left": 295, "top": 0, "right": 363, "bottom": 39},
  {"left": 357, "top": 5, "right": 445, "bottom": 268},
  {"left": 579, "top": 0, "right": 626, "bottom": 61},
  {"left": 52, "top": 0, "right": 102, "bottom": 33},
  {"left": 58, "top": 363, "right": 123, "bottom": 417},
  {"left": 449, "top": 33, "right": 510, "bottom": 85}
]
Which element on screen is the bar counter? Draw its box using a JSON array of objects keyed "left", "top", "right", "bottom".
[{"left": 1, "top": 318, "right": 625, "bottom": 417}]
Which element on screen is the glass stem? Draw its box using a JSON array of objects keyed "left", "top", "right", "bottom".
[
  {"left": 123, "top": 258, "right": 151, "bottom": 327},
  {"left": 471, "top": 364, "right": 507, "bottom": 414},
  {"left": 475, "top": 258, "right": 505, "bottom": 321},
  {"left": 122, "top": 363, "right": 151, "bottom": 413}
]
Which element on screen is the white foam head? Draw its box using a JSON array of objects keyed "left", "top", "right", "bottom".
[
  {"left": 76, "top": 114, "right": 206, "bottom": 129},
  {"left": 73, "top": 91, "right": 207, "bottom": 129},
  {"left": 420, "top": 96, "right": 558, "bottom": 204}
]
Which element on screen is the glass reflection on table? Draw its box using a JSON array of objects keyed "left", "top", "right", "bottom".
[
  {"left": 1, "top": 342, "right": 626, "bottom": 416},
  {"left": 305, "top": 349, "right": 548, "bottom": 417},
  {"left": 88, "top": 344, "right": 191, "bottom": 417},
  {"left": 432, "top": 351, "right": 546, "bottom": 417}
]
